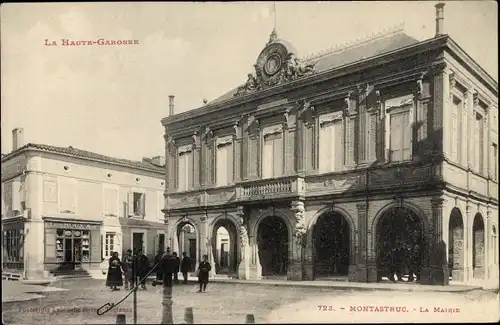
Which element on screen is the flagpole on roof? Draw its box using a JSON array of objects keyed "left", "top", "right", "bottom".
[{"left": 273, "top": 2, "right": 277, "bottom": 31}]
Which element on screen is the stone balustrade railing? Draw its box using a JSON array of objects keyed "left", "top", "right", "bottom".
[{"left": 241, "top": 178, "right": 293, "bottom": 198}]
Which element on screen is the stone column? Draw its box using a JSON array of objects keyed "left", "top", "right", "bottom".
[
  {"left": 355, "top": 203, "right": 368, "bottom": 282},
  {"left": 428, "top": 198, "right": 449, "bottom": 285},
  {"left": 485, "top": 207, "right": 492, "bottom": 283},
  {"left": 200, "top": 213, "right": 213, "bottom": 276},
  {"left": 464, "top": 203, "right": 473, "bottom": 283},
  {"left": 236, "top": 206, "right": 251, "bottom": 280},
  {"left": 289, "top": 201, "right": 305, "bottom": 281}
]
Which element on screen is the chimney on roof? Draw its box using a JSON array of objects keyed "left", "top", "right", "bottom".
[
  {"left": 435, "top": 2, "right": 445, "bottom": 37},
  {"left": 169, "top": 95, "right": 175, "bottom": 116},
  {"left": 12, "top": 128, "right": 24, "bottom": 151},
  {"left": 151, "top": 156, "right": 166, "bottom": 167}
]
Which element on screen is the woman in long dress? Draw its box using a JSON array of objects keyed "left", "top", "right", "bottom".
[{"left": 106, "top": 252, "right": 123, "bottom": 291}]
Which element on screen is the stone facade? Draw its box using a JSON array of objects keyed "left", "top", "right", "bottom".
[
  {"left": 1, "top": 142, "right": 167, "bottom": 279},
  {"left": 161, "top": 27, "right": 498, "bottom": 288}
]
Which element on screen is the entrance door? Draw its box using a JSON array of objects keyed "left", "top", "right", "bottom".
[
  {"left": 73, "top": 238, "right": 82, "bottom": 270},
  {"left": 189, "top": 239, "right": 196, "bottom": 271},
  {"left": 64, "top": 238, "right": 73, "bottom": 269},
  {"left": 133, "top": 233, "right": 144, "bottom": 254}
]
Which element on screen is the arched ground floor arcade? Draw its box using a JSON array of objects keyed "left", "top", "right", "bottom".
[{"left": 166, "top": 196, "right": 498, "bottom": 288}]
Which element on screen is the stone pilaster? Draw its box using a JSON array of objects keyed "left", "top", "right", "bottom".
[
  {"left": 425, "top": 198, "right": 449, "bottom": 285},
  {"left": 486, "top": 207, "right": 492, "bottom": 282},
  {"left": 289, "top": 201, "right": 305, "bottom": 281},
  {"left": 236, "top": 206, "right": 251, "bottom": 280},
  {"left": 354, "top": 203, "right": 368, "bottom": 282},
  {"left": 200, "top": 213, "right": 209, "bottom": 274},
  {"left": 464, "top": 203, "right": 473, "bottom": 283}
]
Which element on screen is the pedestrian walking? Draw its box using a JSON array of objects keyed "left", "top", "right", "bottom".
[
  {"left": 135, "top": 249, "right": 149, "bottom": 290},
  {"left": 180, "top": 252, "right": 191, "bottom": 284},
  {"left": 197, "top": 254, "right": 211, "bottom": 293},
  {"left": 173, "top": 252, "right": 180, "bottom": 284},
  {"left": 122, "top": 249, "right": 134, "bottom": 290},
  {"left": 106, "top": 252, "right": 123, "bottom": 291},
  {"left": 154, "top": 250, "right": 164, "bottom": 282}
]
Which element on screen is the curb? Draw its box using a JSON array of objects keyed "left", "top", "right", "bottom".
[
  {"left": 2, "top": 294, "right": 46, "bottom": 303},
  {"left": 197, "top": 279, "right": 484, "bottom": 293}
]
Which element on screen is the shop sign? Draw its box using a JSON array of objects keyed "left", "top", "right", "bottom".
[{"left": 45, "top": 222, "right": 100, "bottom": 231}]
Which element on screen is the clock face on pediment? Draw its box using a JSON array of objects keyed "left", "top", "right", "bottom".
[{"left": 256, "top": 42, "right": 290, "bottom": 84}]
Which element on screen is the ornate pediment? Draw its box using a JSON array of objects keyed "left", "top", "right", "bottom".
[{"left": 234, "top": 29, "right": 316, "bottom": 97}]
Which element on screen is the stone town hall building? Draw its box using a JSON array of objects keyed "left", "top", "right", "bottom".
[{"left": 161, "top": 4, "right": 498, "bottom": 287}]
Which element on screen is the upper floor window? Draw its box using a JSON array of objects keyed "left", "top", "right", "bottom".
[
  {"left": 216, "top": 136, "right": 234, "bottom": 186},
  {"left": 474, "top": 112, "right": 484, "bottom": 174},
  {"left": 450, "top": 96, "right": 463, "bottom": 164},
  {"left": 386, "top": 95, "right": 413, "bottom": 162},
  {"left": 262, "top": 125, "right": 283, "bottom": 179},
  {"left": 318, "top": 111, "right": 343, "bottom": 173},
  {"left": 177, "top": 145, "right": 193, "bottom": 191},
  {"left": 127, "top": 192, "right": 145, "bottom": 218},
  {"left": 103, "top": 187, "right": 118, "bottom": 217}
]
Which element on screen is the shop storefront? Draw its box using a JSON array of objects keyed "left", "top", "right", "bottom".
[
  {"left": 1, "top": 216, "right": 26, "bottom": 272},
  {"left": 43, "top": 217, "right": 102, "bottom": 273}
]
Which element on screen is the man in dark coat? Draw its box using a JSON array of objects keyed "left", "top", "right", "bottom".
[
  {"left": 135, "top": 249, "right": 149, "bottom": 290},
  {"left": 180, "top": 252, "right": 191, "bottom": 284},
  {"left": 154, "top": 250, "right": 164, "bottom": 282},
  {"left": 172, "top": 252, "right": 180, "bottom": 284},
  {"left": 160, "top": 248, "right": 177, "bottom": 287}
]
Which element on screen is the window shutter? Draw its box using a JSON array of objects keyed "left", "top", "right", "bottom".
[
  {"left": 101, "top": 234, "right": 104, "bottom": 260},
  {"left": 127, "top": 192, "right": 134, "bottom": 216},
  {"left": 227, "top": 143, "right": 234, "bottom": 184},
  {"left": 369, "top": 113, "right": 378, "bottom": 161},
  {"left": 451, "top": 102, "right": 458, "bottom": 161},
  {"left": 241, "top": 136, "right": 248, "bottom": 179},
  {"left": 140, "top": 194, "right": 146, "bottom": 217},
  {"left": 402, "top": 111, "right": 411, "bottom": 160},
  {"left": 318, "top": 123, "right": 331, "bottom": 173},
  {"left": 333, "top": 121, "right": 343, "bottom": 171},
  {"left": 345, "top": 118, "right": 354, "bottom": 166},
  {"left": 474, "top": 117, "right": 480, "bottom": 171},
  {"left": 390, "top": 113, "right": 402, "bottom": 162},
  {"left": 262, "top": 137, "right": 273, "bottom": 178},
  {"left": 273, "top": 135, "right": 283, "bottom": 177}
]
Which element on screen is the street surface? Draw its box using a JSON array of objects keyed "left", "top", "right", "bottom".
[{"left": 2, "top": 278, "right": 498, "bottom": 324}]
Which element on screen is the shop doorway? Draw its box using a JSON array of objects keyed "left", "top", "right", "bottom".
[
  {"left": 56, "top": 229, "right": 88, "bottom": 270},
  {"left": 132, "top": 232, "right": 145, "bottom": 254}
]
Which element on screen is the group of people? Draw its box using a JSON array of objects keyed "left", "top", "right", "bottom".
[{"left": 105, "top": 248, "right": 212, "bottom": 293}]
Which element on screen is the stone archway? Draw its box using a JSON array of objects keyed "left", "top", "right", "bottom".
[
  {"left": 448, "top": 208, "right": 464, "bottom": 281},
  {"left": 375, "top": 206, "right": 425, "bottom": 283},
  {"left": 211, "top": 218, "right": 238, "bottom": 275},
  {"left": 257, "top": 215, "right": 289, "bottom": 277},
  {"left": 472, "top": 213, "right": 485, "bottom": 279},
  {"left": 176, "top": 221, "right": 198, "bottom": 272},
  {"left": 312, "top": 211, "right": 350, "bottom": 279}
]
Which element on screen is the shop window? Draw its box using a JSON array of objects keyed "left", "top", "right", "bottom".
[
  {"left": 55, "top": 229, "right": 91, "bottom": 263},
  {"left": 2, "top": 229, "right": 22, "bottom": 263},
  {"left": 104, "top": 232, "right": 116, "bottom": 258}
]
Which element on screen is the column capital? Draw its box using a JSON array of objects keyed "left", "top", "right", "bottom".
[
  {"left": 356, "top": 203, "right": 368, "bottom": 212},
  {"left": 431, "top": 197, "right": 445, "bottom": 209}
]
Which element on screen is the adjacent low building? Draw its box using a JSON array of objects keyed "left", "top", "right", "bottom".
[
  {"left": 161, "top": 3, "right": 498, "bottom": 288},
  {"left": 1, "top": 128, "right": 167, "bottom": 279}
]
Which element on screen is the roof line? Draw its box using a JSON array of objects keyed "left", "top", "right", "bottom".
[
  {"left": 1, "top": 143, "right": 165, "bottom": 174},
  {"left": 301, "top": 22, "right": 405, "bottom": 62}
]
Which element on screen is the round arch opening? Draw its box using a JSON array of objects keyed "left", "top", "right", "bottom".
[
  {"left": 472, "top": 214, "right": 485, "bottom": 280},
  {"left": 375, "top": 206, "right": 425, "bottom": 283},
  {"left": 312, "top": 211, "right": 350, "bottom": 278},
  {"left": 257, "top": 215, "right": 289, "bottom": 277},
  {"left": 176, "top": 222, "right": 198, "bottom": 272},
  {"left": 211, "top": 219, "right": 238, "bottom": 275},
  {"left": 448, "top": 208, "right": 464, "bottom": 281}
]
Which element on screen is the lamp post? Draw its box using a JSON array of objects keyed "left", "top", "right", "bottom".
[{"left": 160, "top": 254, "right": 174, "bottom": 324}]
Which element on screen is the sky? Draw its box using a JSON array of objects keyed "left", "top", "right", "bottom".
[{"left": 1, "top": 1, "right": 497, "bottom": 160}]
